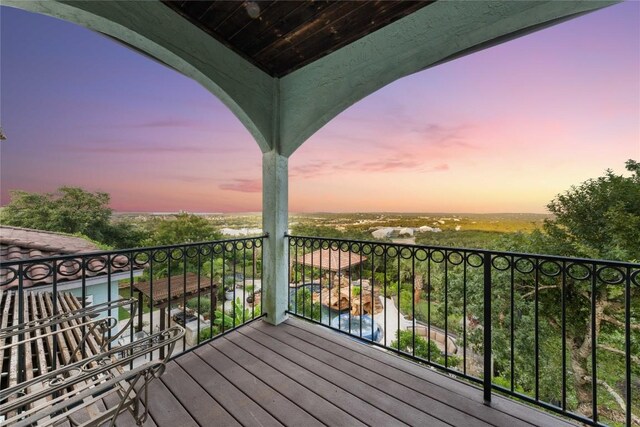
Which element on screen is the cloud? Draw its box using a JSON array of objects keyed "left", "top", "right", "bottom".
[
  {"left": 431, "top": 163, "right": 450, "bottom": 171},
  {"left": 164, "top": 175, "right": 209, "bottom": 183},
  {"left": 134, "top": 118, "right": 203, "bottom": 128},
  {"left": 219, "top": 179, "right": 261, "bottom": 193},
  {"left": 64, "top": 140, "right": 208, "bottom": 154},
  {"left": 290, "top": 160, "right": 333, "bottom": 179},
  {"left": 290, "top": 157, "right": 449, "bottom": 179},
  {"left": 412, "top": 123, "right": 477, "bottom": 149},
  {"left": 358, "top": 158, "right": 424, "bottom": 172}
]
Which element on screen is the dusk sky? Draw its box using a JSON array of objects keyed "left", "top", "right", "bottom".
[{"left": 1, "top": 3, "right": 638, "bottom": 214}]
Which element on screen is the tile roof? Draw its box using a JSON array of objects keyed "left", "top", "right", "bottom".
[
  {"left": 0, "top": 226, "right": 133, "bottom": 290},
  {"left": 133, "top": 272, "right": 218, "bottom": 306},
  {"left": 295, "top": 248, "right": 367, "bottom": 272}
]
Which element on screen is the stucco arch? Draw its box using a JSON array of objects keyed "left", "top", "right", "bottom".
[
  {"left": 279, "top": 0, "right": 618, "bottom": 157},
  {"left": 1, "top": 0, "right": 620, "bottom": 326},
  {"left": 2, "top": 0, "right": 275, "bottom": 152}
]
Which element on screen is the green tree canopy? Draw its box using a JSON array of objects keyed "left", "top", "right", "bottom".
[
  {"left": 0, "top": 186, "right": 143, "bottom": 248},
  {"left": 543, "top": 159, "right": 640, "bottom": 262},
  {"left": 145, "top": 212, "right": 221, "bottom": 246}
]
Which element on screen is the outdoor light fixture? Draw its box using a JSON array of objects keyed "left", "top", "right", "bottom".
[{"left": 245, "top": 2, "right": 260, "bottom": 19}]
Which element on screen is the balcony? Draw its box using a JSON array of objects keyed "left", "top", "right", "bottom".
[
  {"left": 1, "top": 1, "right": 634, "bottom": 426},
  {"left": 125, "top": 317, "right": 573, "bottom": 427},
  {"left": 1, "top": 235, "right": 637, "bottom": 426}
]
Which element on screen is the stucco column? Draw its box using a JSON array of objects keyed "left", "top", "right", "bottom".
[{"left": 262, "top": 150, "right": 289, "bottom": 325}]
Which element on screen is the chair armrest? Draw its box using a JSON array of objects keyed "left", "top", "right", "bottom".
[{"left": 0, "top": 298, "right": 138, "bottom": 357}]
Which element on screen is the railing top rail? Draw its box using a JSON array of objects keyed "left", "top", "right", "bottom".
[
  {"left": 286, "top": 234, "right": 640, "bottom": 268},
  {"left": 0, "top": 234, "right": 268, "bottom": 266}
]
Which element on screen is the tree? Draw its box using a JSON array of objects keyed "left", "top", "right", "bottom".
[
  {"left": 0, "top": 186, "right": 143, "bottom": 248},
  {"left": 544, "top": 159, "right": 640, "bottom": 261},
  {"left": 390, "top": 330, "right": 458, "bottom": 367},
  {"left": 539, "top": 160, "right": 640, "bottom": 422},
  {"left": 145, "top": 212, "right": 221, "bottom": 246},
  {"left": 482, "top": 160, "right": 640, "bottom": 423}
]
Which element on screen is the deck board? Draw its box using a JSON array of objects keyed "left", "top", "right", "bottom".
[
  {"left": 194, "top": 344, "right": 324, "bottom": 427},
  {"left": 119, "top": 318, "right": 577, "bottom": 427},
  {"left": 210, "top": 336, "right": 365, "bottom": 427},
  {"left": 241, "top": 323, "right": 447, "bottom": 426},
  {"left": 174, "top": 351, "right": 283, "bottom": 427},
  {"left": 144, "top": 379, "right": 198, "bottom": 427},
  {"left": 159, "top": 362, "right": 240, "bottom": 427},
  {"left": 250, "top": 321, "right": 481, "bottom": 426},
  {"left": 226, "top": 330, "right": 403, "bottom": 426},
  {"left": 286, "top": 318, "right": 575, "bottom": 427}
]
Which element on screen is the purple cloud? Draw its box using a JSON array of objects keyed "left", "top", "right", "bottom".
[
  {"left": 219, "top": 179, "right": 262, "bottom": 193},
  {"left": 134, "top": 118, "right": 203, "bottom": 128}
]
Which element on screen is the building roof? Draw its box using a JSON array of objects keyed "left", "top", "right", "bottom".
[
  {"left": 296, "top": 248, "right": 367, "bottom": 272},
  {"left": 163, "top": 1, "right": 432, "bottom": 77},
  {"left": 0, "top": 226, "right": 133, "bottom": 290},
  {"left": 0, "top": 226, "right": 100, "bottom": 259},
  {"left": 133, "top": 272, "right": 218, "bottom": 306}
]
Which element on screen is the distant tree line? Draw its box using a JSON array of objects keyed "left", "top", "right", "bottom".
[{"left": 0, "top": 186, "right": 221, "bottom": 249}]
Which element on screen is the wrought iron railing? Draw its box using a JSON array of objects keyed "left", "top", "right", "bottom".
[
  {"left": 0, "top": 235, "right": 266, "bottom": 387},
  {"left": 286, "top": 235, "right": 639, "bottom": 427}
]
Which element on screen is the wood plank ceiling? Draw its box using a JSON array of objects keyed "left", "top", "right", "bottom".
[{"left": 163, "top": 1, "right": 434, "bottom": 77}]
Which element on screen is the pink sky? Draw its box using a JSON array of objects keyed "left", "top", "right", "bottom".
[{"left": 1, "top": 3, "right": 638, "bottom": 213}]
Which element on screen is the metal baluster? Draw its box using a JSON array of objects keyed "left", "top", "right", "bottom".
[
  {"left": 428, "top": 250, "right": 431, "bottom": 362},
  {"left": 243, "top": 242, "right": 247, "bottom": 324},
  {"left": 535, "top": 258, "right": 539, "bottom": 402},
  {"left": 149, "top": 251, "right": 154, "bottom": 359},
  {"left": 294, "top": 241, "right": 298, "bottom": 316},
  {"left": 328, "top": 242, "right": 332, "bottom": 327},
  {"left": 370, "top": 247, "right": 375, "bottom": 343},
  {"left": 233, "top": 243, "right": 237, "bottom": 329},
  {"left": 81, "top": 256, "right": 87, "bottom": 359},
  {"left": 17, "top": 264, "right": 25, "bottom": 385},
  {"left": 625, "top": 266, "right": 632, "bottom": 427},
  {"left": 483, "top": 252, "right": 492, "bottom": 405},
  {"left": 209, "top": 245, "right": 215, "bottom": 337},
  {"left": 561, "top": 261, "right": 567, "bottom": 410},
  {"left": 338, "top": 243, "right": 342, "bottom": 332},
  {"left": 510, "top": 256, "right": 515, "bottom": 392},
  {"left": 445, "top": 250, "right": 449, "bottom": 366},
  {"left": 260, "top": 236, "right": 265, "bottom": 316},
  {"left": 397, "top": 247, "right": 400, "bottom": 352},
  {"left": 412, "top": 248, "right": 416, "bottom": 357},
  {"left": 52, "top": 260, "right": 58, "bottom": 371},
  {"left": 591, "top": 262, "right": 598, "bottom": 424},
  {"left": 463, "top": 251, "right": 467, "bottom": 376},
  {"left": 252, "top": 239, "right": 256, "bottom": 319},
  {"left": 319, "top": 239, "right": 323, "bottom": 324},
  {"left": 302, "top": 242, "right": 306, "bottom": 318},
  {"left": 197, "top": 246, "right": 201, "bottom": 344},
  {"left": 107, "top": 255, "right": 112, "bottom": 347},
  {"left": 350, "top": 249, "right": 353, "bottom": 336},
  {"left": 130, "top": 250, "right": 135, "bottom": 370},
  {"left": 221, "top": 244, "right": 226, "bottom": 334},
  {"left": 383, "top": 247, "right": 387, "bottom": 348},
  {"left": 168, "top": 249, "right": 172, "bottom": 340},
  {"left": 183, "top": 246, "right": 187, "bottom": 349}
]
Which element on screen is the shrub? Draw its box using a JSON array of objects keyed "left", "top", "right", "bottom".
[{"left": 186, "top": 297, "right": 212, "bottom": 315}]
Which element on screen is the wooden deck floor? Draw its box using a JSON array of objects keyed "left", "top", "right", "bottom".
[{"left": 115, "top": 317, "right": 576, "bottom": 427}]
